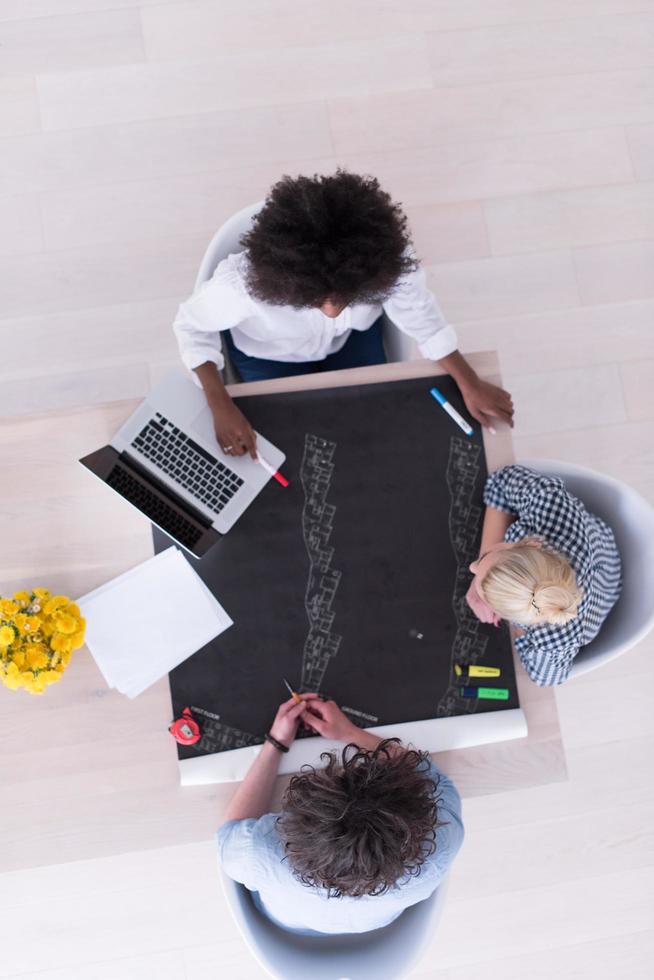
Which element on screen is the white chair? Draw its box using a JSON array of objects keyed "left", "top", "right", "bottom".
[
  {"left": 221, "top": 870, "right": 449, "bottom": 980},
  {"left": 194, "top": 202, "right": 418, "bottom": 384},
  {"left": 194, "top": 201, "right": 263, "bottom": 384},
  {"left": 519, "top": 459, "right": 654, "bottom": 679},
  {"left": 195, "top": 201, "right": 263, "bottom": 293}
]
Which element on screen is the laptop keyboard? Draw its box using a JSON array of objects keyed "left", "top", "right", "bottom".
[
  {"left": 106, "top": 464, "right": 203, "bottom": 550},
  {"left": 131, "top": 413, "right": 244, "bottom": 514}
]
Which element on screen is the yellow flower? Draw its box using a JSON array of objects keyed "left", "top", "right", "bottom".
[
  {"left": 14, "top": 614, "right": 27, "bottom": 633},
  {"left": 24, "top": 672, "right": 46, "bottom": 694},
  {"left": 70, "top": 623, "right": 86, "bottom": 649},
  {"left": 67, "top": 602, "right": 81, "bottom": 618},
  {"left": 0, "top": 626, "right": 15, "bottom": 648},
  {"left": 13, "top": 590, "right": 30, "bottom": 607},
  {"left": 2, "top": 662, "right": 23, "bottom": 690},
  {"left": 0, "top": 599, "right": 19, "bottom": 618},
  {"left": 54, "top": 613, "right": 77, "bottom": 635},
  {"left": 14, "top": 614, "right": 41, "bottom": 636},
  {"left": 39, "top": 669, "right": 62, "bottom": 688},
  {"left": 40, "top": 618, "right": 55, "bottom": 638},
  {"left": 10, "top": 648, "right": 26, "bottom": 670},
  {"left": 33, "top": 588, "right": 51, "bottom": 600},
  {"left": 51, "top": 633, "right": 73, "bottom": 654},
  {"left": 26, "top": 645, "right": 50, "bottom": 671},
  {"left": 43, "top": 595, "right": 69, "bottom": 616}
]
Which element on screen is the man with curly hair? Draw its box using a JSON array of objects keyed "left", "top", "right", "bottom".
[
  {"left": 174, "top": 170, "right": 513, "bottom": 457},
  {"left": 218, "top": 694, "right": 464, "bottom": 935}
]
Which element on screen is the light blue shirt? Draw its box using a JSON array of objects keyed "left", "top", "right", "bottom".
[{"left": 217, "top": 760, "right": 464, "bottom": 935}]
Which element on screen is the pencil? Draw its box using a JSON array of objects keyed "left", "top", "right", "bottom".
[{"left": 282, "top": 677, "right": 302, "bottom": 704}]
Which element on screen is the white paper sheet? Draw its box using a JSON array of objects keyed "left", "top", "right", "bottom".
[{"left": 78, "top": 547, "right": 232, "bottom": 698}]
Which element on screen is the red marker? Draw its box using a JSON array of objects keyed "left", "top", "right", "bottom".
[{"left": 257, "top": 453, "right": 289, "bottom": 488}]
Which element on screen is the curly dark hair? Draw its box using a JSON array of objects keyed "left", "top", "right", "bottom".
[
  {"left": 241, "top": 170, "right": 417, "bottom": 308},
  {"left": 276, "top": 740, "right": 441, "bottom": 898}
]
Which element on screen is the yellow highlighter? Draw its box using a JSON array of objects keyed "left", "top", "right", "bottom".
[{"left": 455, "top": 664, "right": 501, "bottom": 682}]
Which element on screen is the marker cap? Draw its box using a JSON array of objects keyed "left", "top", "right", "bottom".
[{"left": 429, "top": 387, "right": 447, "bottom": 406}]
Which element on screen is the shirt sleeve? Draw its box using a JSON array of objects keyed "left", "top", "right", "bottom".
[
  {"left": 216, "top": 818, "right": 263, "bottom": 891},
  {"left": 382, "top": 263, "right": 458, "bottom": 361},
  {"left": 484, "top": 464, "right": 535, "bottom": 514},
  {"left": 173, "top": 256, "right": 251, "bottom": 374},
  {"left": 426, "top": 760, "right": 465, "bottom": 861},
  {"left": 483, "top": 465, "right": 567, "bottom": 524}
]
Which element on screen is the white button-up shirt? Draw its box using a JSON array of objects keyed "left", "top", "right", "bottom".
[{"left": 174, "top": 251, "right": 457, "bottom": 372}]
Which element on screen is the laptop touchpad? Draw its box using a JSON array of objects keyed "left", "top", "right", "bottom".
[{"left": 191, "top": 408, "right": 221, "bottom": 454}]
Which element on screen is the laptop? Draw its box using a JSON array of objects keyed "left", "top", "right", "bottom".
[{"left": 79, "top": 370, "right": 285, "bottom": 558}]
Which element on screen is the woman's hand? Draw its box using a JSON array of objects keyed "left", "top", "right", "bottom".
[
  {"left": 466, "top": 579, "right": 502, "bottom": 627},
  {"left": 268, "top": 694, "right": 320, "bottom": 747},
  {"left": 210, "top": 396, "right": 257, "bottom": 459},
  {"left": 460, "top": 378, "right": 514, "bottom": 431}
]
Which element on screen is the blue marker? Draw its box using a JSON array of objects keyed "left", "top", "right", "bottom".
[{"left": 429, "top": 387, "right": 474, "bottom": 436}]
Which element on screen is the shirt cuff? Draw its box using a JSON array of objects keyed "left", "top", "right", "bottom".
[
  {"left": 180, "top": 345, "right": 225, "bottom": 378},
  {"left": 417, "top": 324, "right": 458, "bottom": 361},
  {"left": 483, "top": 498, "right": 514, "bottom": 514}
]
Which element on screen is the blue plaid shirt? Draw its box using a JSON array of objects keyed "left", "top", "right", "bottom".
[{"left": 483, "top": 465, "right": 622, "bottom": 686}]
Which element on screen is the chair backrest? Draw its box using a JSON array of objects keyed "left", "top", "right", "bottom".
[
  {"left": 193, "top": 201, "right": 264, "bottom": 382},
  {"left": 519, "top": 459, "right": 654, "bottom": 679},
  {"left": 221, "top": 870, "right": 449, "bottom": 980},
  {"left": 194, "top": 201, "right": 263, "bottom": 290}
]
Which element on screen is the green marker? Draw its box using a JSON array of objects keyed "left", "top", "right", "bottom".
[{"left": 460, "top": 686, "right": 509, "bottom": 701}]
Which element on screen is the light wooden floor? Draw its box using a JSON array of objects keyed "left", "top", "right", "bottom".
[{"left": 1, "top": 2, "right": 654, "bottom": 978}]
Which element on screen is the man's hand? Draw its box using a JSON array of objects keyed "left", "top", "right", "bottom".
[
  {"left": 268, "top": 694, "right": 320, "bottom": 747},
  {"left": 302, "top": 699, "right": 360, "bottom": 743},
  {"left": 210, "top": 396, "right": 257, "bottom": 459},
  {"left": 466, "top": 580, "right": 501, "bottom": 626},
  {"left": 460, "top": 378, "right": 514, "bottom": 431}
]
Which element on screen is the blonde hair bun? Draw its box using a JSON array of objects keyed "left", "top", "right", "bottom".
[
  {"left": 480, "top": 544, "right": 582, "bottom": 627},
  {"left": 531, "top": 582, "right": 580, "bottom": 626}
]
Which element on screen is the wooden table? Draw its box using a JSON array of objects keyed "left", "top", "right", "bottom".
[{"left": 0, "top": 352, "right": 567, "bottom": 874}]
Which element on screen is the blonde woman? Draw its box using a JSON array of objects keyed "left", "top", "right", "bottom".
[{"left": 466, "top": 465, "right": 622, "bottom": 685}]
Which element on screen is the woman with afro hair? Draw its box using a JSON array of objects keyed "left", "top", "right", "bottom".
[{"left": 174, "top": 170, "right": 514, "bottom": 457}]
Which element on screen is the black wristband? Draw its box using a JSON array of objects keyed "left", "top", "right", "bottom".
[{"left": 264, "top": 732, "right": 289, "bottom": 753}]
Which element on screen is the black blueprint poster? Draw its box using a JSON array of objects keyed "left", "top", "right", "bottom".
[{"left": 156, "top": 375, "right": 519, "bottom": 760}]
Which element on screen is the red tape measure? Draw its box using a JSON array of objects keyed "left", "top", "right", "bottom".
[{"left": 169, "top": 707, "right": 201, "bottom": 746}]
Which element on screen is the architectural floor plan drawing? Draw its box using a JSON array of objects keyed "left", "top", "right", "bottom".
[
  {"left": 437, "top": 436, "right": 489, "bottom": 717},
  {"left": 162, "top": 375, "right": 520, "bottom": 770},
  {"left": 191, "top": 706, "right": 259, "bottom": 754},
  {"left": 299, "top": 434, "right": 342, "bottom": 692}
]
